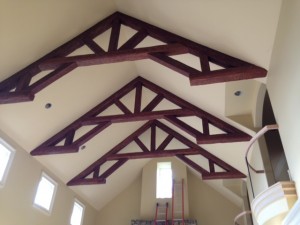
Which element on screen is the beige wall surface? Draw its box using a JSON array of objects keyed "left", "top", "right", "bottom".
[
  {"left": 0, "top": 130, "right": 97, "bottom": 225},
  {"left": 187, "top": 170, "right": 241, "bottom": 225},
  {"left": 267, "top": 0, "right": 300, "bottom": 194},
  {"left": 96, "top": 175, "right": 142, "bottom": 225}
]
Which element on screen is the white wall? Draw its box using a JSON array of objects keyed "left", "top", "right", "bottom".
[
  {"left": 188, "top": 170, "right": 241, "bottom": 225},
  {"left": 0, "top": 130, "right": 97, "bottom": 225},
  {"left": 96, "top": 174, "right": 142, "bottom": 225},
  {"left": 267, "top": 0, "right": 300, "bottom": 194}
]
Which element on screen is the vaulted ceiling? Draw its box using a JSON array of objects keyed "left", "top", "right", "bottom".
[{"left": 0, "top": 0, "right": 282, "bottom": 210}]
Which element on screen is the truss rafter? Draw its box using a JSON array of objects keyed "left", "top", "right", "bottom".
[
  {"left": 67, "top": 120, "right": 245, "bottom": 186},
  {"left": 30, "top": 76, "right": 250, "bottom": 156},
  {"left": 0, "top": 12, "right": 267, "bottom": 104}
]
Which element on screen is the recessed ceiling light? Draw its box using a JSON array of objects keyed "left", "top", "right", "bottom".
[
  {"left": 234, "top": 91, "right": 242, "bottom": 96},
  {"left": 45, "top": 103, "right": 52, "bottom": 109}
]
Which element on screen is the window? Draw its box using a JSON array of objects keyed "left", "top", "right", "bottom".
[
  {"left": 70, "top": 199, "right": 85, "bottom": 225},
  {"left": 33, "top": 172, "right": 57, "bottom": 213},
  {"left": 156, "top": 162, "right": 172, "bottom": 198},
  {"left": 0, "top": 138, "right": 15, "bottom": 186}
]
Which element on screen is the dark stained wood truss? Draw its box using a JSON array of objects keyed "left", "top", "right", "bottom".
[
  {"left": 0, "top": 12, "right": 267, "bottom": 104},
  {"left": 67, "top": 120, "right": 245, "bottom": 186},
  {"left": 30, "top": 76, "right": 251, "bottom": 156}
]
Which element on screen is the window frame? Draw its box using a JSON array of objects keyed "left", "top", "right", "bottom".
[
  {"left": 0, "top": 138, "right": 15, "bottom": 187},
  {"left": 156, "top": 162, "right": 173, "bottom": 199},
  {"left": 70, "top": 198, "right": 85, "bottom": 225},
  {"left": 33, "top": 172, "right": 58, "bottom": 214}
]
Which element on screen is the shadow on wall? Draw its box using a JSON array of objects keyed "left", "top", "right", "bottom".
[{"left": 262, "top": 91, "right": 290, "bottom": 184}]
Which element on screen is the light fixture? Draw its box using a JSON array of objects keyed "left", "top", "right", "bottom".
[
  {"left": 45, "top": 103, "right": 52, "bottom": 109},
  {"left": 251, "top": 181, "right": 298, "bottom": 225},
  {"left": 234, "top": 90, "right": 242, "bottom": 96}
]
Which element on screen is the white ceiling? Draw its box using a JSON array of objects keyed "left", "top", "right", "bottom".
[{"left": 0, "top": 0, "right": 282, "bottom": 210}]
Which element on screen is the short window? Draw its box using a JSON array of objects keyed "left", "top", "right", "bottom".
[
  {"left": 33, "top": 172, "right": 57, "bottom": 213},
  {"left": 156, "top": 162, "right": 172, "bottom": 198},
  {"left": 0, "top": 139, "right": 15, "bottom": 186},
  {"left": 70, "top": 199, "right": 85, "bottom": 225}
]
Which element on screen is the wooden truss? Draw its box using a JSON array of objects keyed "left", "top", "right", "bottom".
[
  {"left": 0, "top": 12, "right": 267, "bottom": 104},
  {"left": 31, "top": 76, "right": 251, "bottom": 156},
  {"left": 68, "top": 120, "right": 245, "bottom": 186}
]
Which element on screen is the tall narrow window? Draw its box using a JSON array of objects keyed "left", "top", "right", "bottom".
[
  {"left": 156, "top": 162, "right": 172, "bottom": 198},
  {"left": 70, "top": 199, "right": 85, "bottom": 225},
  {"left": 0, "top": 139, "right": 15, "bottom": 186},
  {"left": 33, "top": 172, "right": 57, "bottom": 213}
]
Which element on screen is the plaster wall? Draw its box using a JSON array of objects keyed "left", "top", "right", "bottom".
[
  {"left": 0, "top": 130, "right": 97, "bottom": 225},
  {"left": 267, "top": 0, "right": 300, "bottom": 194},
  {"left": 96, "top": 175, "right": 142, "bottom": 225},
  {"left": 187, "top": 170, "right": 241, "bottom": 225}
]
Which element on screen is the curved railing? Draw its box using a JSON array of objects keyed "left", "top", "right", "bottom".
[
  {"left": 245, "top": 124, "right": 278, "bottom": 198},
  {"left": 234, "top": 211, "right": 252, "bottom": 225},
  {"left": 234, "top": 125, "right": 279, "bottom": 225}
]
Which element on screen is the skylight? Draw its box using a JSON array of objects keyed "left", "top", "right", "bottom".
[
  {"left": 156, "top": 162, "right": 172, "bottom": 198},
  {"left": 33, "top": 172, "right": 57, "bottom": 213},
  {"left": 70, "top": 199, "right": 85, "bottom": 225},
  {"left": 0, "top": 139, "right": 15, "bottom": 186}
]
